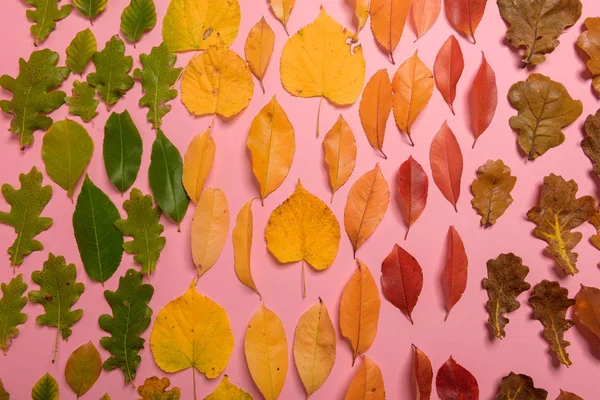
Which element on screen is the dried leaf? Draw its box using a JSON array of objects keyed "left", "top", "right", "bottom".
[
  {"left": 412, "top": 0, "right": 441, "bottom": 40},
  {"left": 323, "top": 115, "right": 357, "bottom": 201},
  {"left": 433, "top": 35, "right": 463, "bottom": 114},
  {"left": 370, "top": 0, "right": 413, "bottom": 63},
  {"left": 65, "top": 80, "right": 99, "bottom": 123},
  {"left": 471, "top": 160, "right": 516, "bottom": 227},
  {"left": 66, "top": 28, "right": 97, "bottom": 75},
  {"left": 582, "top": 110, "right": 600, "bottom": 178},
  {"left": 0, "top": 379, "right": 8, "bottom": 400},
  {"left": 344, "top": 356, "right": 385, "bottom": 400},
  {"left": 444, "top": 0, "right": 486, "bottom": 43},
  {"left": 359, "top": 69, "right": 392, "bottom": 158},
  {"left": 233, "top": 199, "right": 260, "bottom": 297},
  {"left": 469, "top": 52, "right": 497, "bottom": 147},
  {"left": 269, "top": 0, "right": 295, "bottom": 34},
  {"left": 495, "top": 372, "right": 547, "bottom": 399},
  {"left": 578, "top": 18, "right": 600, "bottom": 95},
  {"left": 72, "top": 0, "right": 107, "bottom": 22},
  {"left": 0, "top": 274, "right": 27, "bottom": 353},
  {"left": 412, "top": 345, "right": 433, "bottom": 400},
  {"left": 590, "top": 209, "right": 600, "bottom": 251},
  {"left": 574, "top": 285, "right": 600, "bottom": 343},
  {"left": 398, "top": 156, "right": 428, "bottom": 239},
  {"left": 24, "top": 0, "right": 72, "bottom": 46},
  {"left": 442, "top": 226, "right": 467, "bottom": 320},
  {"left": 430, "top": 121, "right": 463, "bottom": 211},
  {"left": 204, "top": 375, "right": 252, "bottom": 400},
  {"left": 245, "top": 17, "right": 275, "bottom": 93},
  {"left": 137, "top": 376, "right": 180, "bottom": 400},
  {"left": 32, "top": 373, "right": 59, "bottom": 400},
  {"left": 355, "top": 0, "right": 369, "bottom": 32},
  {"left": 121, "top": 0, "right": 157, "bottom": 45},
  {"left": 557, "top": 390, "right": 583, "bottom": 400},
  {"left": 436, "top": 357, "right": 478, "bottom": 399},
  {"left": 182, "top": 130, "right": 215, "bottom": 203},
  {"left": 87, "top": 36, "right": 134, "bottom": 106},
  {"left": 65, "top": 341, "right": 102, "bottom": 397}
]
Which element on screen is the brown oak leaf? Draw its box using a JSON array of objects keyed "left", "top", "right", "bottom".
[
  {"left": 471, "top": 160, "right": 516, "bottom": 227},
  {"left": 582, "top": 109, "right": 600, "bottom": 178},
  {"left": 589, "top": 209, "right": 600, "bottom": 251},
  {"left": 495, "top": 372, "right": 547, "bottom": 400},
  {"left": 577, "top": 18, "right": 600, "bottom": 95},
  {"left": 557, "top": 390, "right": 583, "bottom": 400}
]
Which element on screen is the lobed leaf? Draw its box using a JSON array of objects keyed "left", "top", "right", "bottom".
[
  {"left": 137, "top": 377, "right": 180, "bottom": 400},
  {"left": 0, "top": 274, "right": 28, "bottom": 353},
  {"left": 495, "top": 372, "right": 547, "bottom": 399},
  {"left": 24, "top": 0, "right": 72, "bottom": 45},
  {"left": 65, "top": 80, "right": 99, "bottom": 122}
]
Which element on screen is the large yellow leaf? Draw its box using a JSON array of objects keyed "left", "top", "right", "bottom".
[
  {"left": 323, "top": 115, "right": 357, "bottom": 202},
  {"left": 245, "top": 17, "right": 275, "bottom": 93},
  {"left": 183, "top": 130, "right": 215, "bottom": 203},
  {"left": 340, "top": 260, "right": 381, "bottom": 364},
  {"left": 370, "top": 0, "right": 413, "bottom": 63},
  {"left": 247, "top": 96, "right": 295, "bottom": 203},
  {"left": 191, "top": 188, "right": 230, "bottom": 277},
  {"left": 293, "top": 299, "right": 336, "bottom": 398},
  {"left": 162, "top": 0, "right": 241, "bottom": 52},
  {"left": 269, "top": 0, "right": 296, "bottom": 35},
  {"left": 232, "top": 199, "right": 260, "bottom": 297},
  {"left": 245, "top": 304, "right": 288, "bottom": 400},
  {"left": 150, "top": 280, "right": 234, "bottom": 379},
  {"left": 204, "top": 375, "right": 252, "bottom": 400},
  {"left": 181, "top": 46, "right": 254, "bottom": 118},
  {"left": 344, "top": 356, "right": 385, "bottom": 400}
]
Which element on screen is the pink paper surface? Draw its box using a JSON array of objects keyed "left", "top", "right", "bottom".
[{"left": 1, "top": 1, "right": 599, "bottom": 399}]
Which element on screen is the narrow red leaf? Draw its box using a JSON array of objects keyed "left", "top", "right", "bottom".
[
  {"left": 443, "top": 226, "right": 468, "bottom": 320},
  {"left": 469, "top": 52, "right": 498, "bottom": 148},
  {"left": 430, "top": 121, "right": 463, "bottom": 212},
  {"left": 381, "top": 244, "right": 423, "bottom": 324},
  {"left": 412, "top": 0, "right": 442, "bottom": 40},
  {"left": 444, "top": 0, "right": 487, "bottom": 43},
  {"left": 436, "top": 356, "right": 479, "bottom": 400},
  {"left": 398, "top": 156, "right": 428, "bottom": 239},
  {"left": 413, "top": 344, "right": 433, "bottom": 400},
  {"left": 434, "top": 35, "right": 464, "bottom": 114}
]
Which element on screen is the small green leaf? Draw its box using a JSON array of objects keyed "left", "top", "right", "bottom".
[
  {"left": 0, "top": 378, "right": 9, "bottom": 400},
  {"left": 72, "top": 0, "right": 107, "bottom": 22},
  {"left": 115, "top": 189, "right": 166, "bottom": 274},
  {"left": 0, "top": 49, "right": 69, "bottom": 149},
  {"left": 121, "top": 0, "right": 157, "bottom": 45},
  {"left": 134, "top": 43, "right": 182, "bottom": 129},
  {"left": 31, "top": 373, "right": 59, "bottom": 400},
  {"left": 65, "top": 341, "right": 102, "bottom": 397},
  {"left": 0, "top": 274, "right": 28, "bottom": 353},
  {"left": 99, "top": 269, "right": 154, "bottom": 384},
  {"left": 103, "top": 111, "right": 143, "bottom": 193},
  {"left": 0, "top": 166, "right": 53, "bottom": 267},
  {"left": 24, "top": 0, "right": 72, "bottom": 46},
  {"left": 73, "top": 175, "right": 124, "bottom": 284},
  {"left": 100, "top": 394, "right": 112, "bottom": 400},
  {"left": 137, "top": 377, "right": 180, "bottom": 400},
  {"left": 149, "top": 130, "right": 189, "bottom": 228},
  {"left": 66, "top": 28, "right": 97, "bottom": 74},
  {"left": 87, "top": 35, "right": 134, "bottom": 106},
  {"left": 65, "top": 80, "right": 99, "bottom": 122}
]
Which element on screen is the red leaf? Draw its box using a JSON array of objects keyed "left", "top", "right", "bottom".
[
  {"left": 469, "top": 52, "right": 498, "bottom": 148},
  {"left": 434, "top": 35, "right": 464, "bottom": 114},
  {"left": 443, "top": 226, "right": 468, "bottom": 320},
  {"left": 398, "top": 156, "right": 428, "bottom": 239},
  {"left": 430, "top": 121, "right": 463, "bottom": 212},
  {"left": 444, "top": 0, "right": 487, "bottom": 43},
  {"left": 435, "top": 356, "right": 479, "bottom": 400},
  {"left": 412, "top": 345, "right": 433, "bottom": 400},
  {"left": 412, "top": 0, "right": 442, "bottom": 40},
  {"left": 381, "top": 244, "right": 423, "bottom": 324}
]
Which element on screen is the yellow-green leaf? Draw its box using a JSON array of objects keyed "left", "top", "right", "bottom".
[
  {"left": 182, "top": 130, "right": 216, "bottom": 203},
  {"left": 204, "top": 375, "right": 253, "bottom": 400},
  {"left": 65, "top": 341, "right": 102, "bottom": 397}
]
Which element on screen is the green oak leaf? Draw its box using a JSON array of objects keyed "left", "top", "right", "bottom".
[
  {"left": 0, "top": 49, "right": 69, "bottom": 149},
  {"left": 103, "top": 111, "right": 143, "bottom": 193},
  {"left": 31, "top": 373, "right": 59, "bottom": 400},
  {"left": 99, "top": 269, "right": 154, "bottom": 384},
  {"left": 65, "top": 342, "right": 102, "bottom": 397},
  {"left": 0, "top": 274, "right": 28, "bottom": 353},
  {"left": 72, "top": 0, "right": 107, "bottom": 22},
  {"left": 66, "top": 28, "right": 97, "bottom": 74},
  {"left": 0, "top": 378, "right": 9, "bottom": 400},
  {"left": 28, "top": 253, "right": 85, "bottom": 361},
  {"left": 0, "top": 166, "right": 53, "bottom": 267},
  {"left": 115, "top": 189, "right": 166, "bottom": 274},
  {"left": 134, "top": 43, "right": 182, "bottom": 129},
  {"left": 121, "top": 0, "right": 157, "bottom": 45},
  {"left": 87, "top": 35, "right": 134, "bottom": 106},
  {"left": 73, "top": 175, "right": 124, "bottom": 285},
  {"left": 24, "top": 0, "right": 72, "bottom": 46},
  {"left": 65, "top": 80, "right": 99, "bottom": 122}
]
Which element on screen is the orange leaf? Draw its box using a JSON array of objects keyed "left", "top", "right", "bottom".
[
  {"left": 244, "top": 17, "right": 275, "bottom": 93},
  {"left": 370, "top": 0, "right": 413, "bottom": 63},
  {"left": 323, "top": 115, "right": 357, "bottom": 202},
  {"left": 444, "top": 0, "right": 487, "bottom": 43},
  {"left": 442, "top": 226, "right": 467, "bottom": 320},
  {"left": 359, "top": 69, "right": 392, "bottom": 158},
  {"left": 433, "top": 35, "right": 463, "bottom": 114},
  {"left": 411, "top": 0, "right": 441, "bottom": 40},
  {"left": 429, "top": 121, "right": 463, "bottom": 211},
  {"left": 574, "top": 284, "right": 600, "bottom": 343},
  {"left": 412, "top": 345, "right": 432, "bottom": 400},
  {"left": 343, "top": 356, "right": 386, "bottom": 400},
  {"left": 397, "top": 156, "right": 428, "bottom": 239},
  {"left": 557, "top": 390, "right": 584, "bottom": 400},
  {"left": 469, "top": 52, "right": 497, "bottom": 147}
]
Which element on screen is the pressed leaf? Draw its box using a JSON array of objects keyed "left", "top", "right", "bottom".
[
  {"left": 582, "top": 110, "right": 600, "bottom": 178},
  {"left": 359, "top": 69, "right": 392, "bottom": 158},
  {"left": 73, "top": 175, "right": 124, "bottom": 284},
  {"left": 269, "top": 0, "right": 295, "bottom": 34},
  {"left": 412, "top": 345, "right": 433, "bottom": 400},
  {"left": 66, "top": 28, "right": 97, "bottom": 75},
  {"left": 232, "top": 199, "right": 260, "bottom": 296},
  {"left": 444, "top": 0, "right": 486, "bottom": 43},
  {"left": 482, "top": 253, "right": 531, "bottom": 339},
  {"left": 0, "top": 49, "right": 69, "bottom": 149},
  {"left": 436, "top": 357, "right": 478, "bottom": 399},
  {"left": 355, "top": 0, "right": 369, "bottom": 33},
  {"left": 590, "top": 209, "right": 600, "bottom": 251},
  {"left": 182, "top": 130, "right": 215, "bottom": 203},
  {"left": 344, "top": 356, "right": 385, "bottom": 400},
  {"left": 323, "top": 115, "right": 357, "bottom": 201},
  {"left": 191, "top": 188, "right": 230, "bottom": 277},
  {"left": 0, "top": 379, "right": 8, "bottom": 400},
  {"left": 578, "top": 18, "right": 600, "bottom": 95},
  {"left": 557, "top": 390, "right": 583, "bottom": 400},
  {"left": 245, "top": 17, "right": 275, "bottom": 93},
  {"left": 508, "top": 74, "right": 582, "bottom": 160},
  {"left": 103, "top": 110, "right": 143, "bottom": 194},
  {"left": 398, "top": 156, "right": 428, "bottom": 239},
  {"left": 100, "top": 394, "right": 111, "bottom": 400},
  {"left": 370, "top": 0, "right": 413, "bottom": 63},
  {"left": 87, "top": 36, "right": 134, "bottom": 106},
  {"left": 0, "top": 167, "right": 52, "bottom": 267},
  {"left": 99, "top": 269, "right": 154, "bottom": 384},
  {"left": 381, "top": 244, "right": 423, "bottom": 323},
  {"left": 24, "top": 0, "right": 72, "bottom": 46},
  {"left": 429, "top": 121, "right": 463, "bottom": 211},
  {"left": 344, "top": 164, "right": 390, "bottom": 257},
  {"left": 137, "top": 377, "right": 180, "bottom": 400},
  {"left": 204, "top": 375, "right": 252, "bottom": 400},
  {"left": 121, "top": 0, "right": 157, "bottom": 45},
  {"left": 471, "top": 160, "right": 516, "bottom": 227},
  {"left": 340, "top": 260, "right": 381, "bottom": 363},
  {"left": 469, "top": 53, "right": 497, "bottom": 147},
  {"left": 65, "top": 341, "right": 102, "bottom": 397},
  {"left": 294, "top": 299, "right": 336, "bottom": 397},
  {"left": 32, "top": 373, "right": 59, "bottom": 400},
  {"left": 433, "top": 35, "right": 463, "bottom": 114},
  {"left": 247, "top": 96, "right": 295, "bottom": 202},
  {"left": 72, "top": 0, "right": 107, "bottom": 21},
  {"left": 0, "top": 274, "right": 28, "bottom": 353},
  {"left": 65, "top": 80, "right": 99, "bottom": 122},
  {"left": 495, "top": 372, "right": 547, "bottom": 399},
  {"left": 411, "top": 0, "right": 441, "bottom": 40},
  {"left": 442, "top": 226, "right": 467, "bottom": 320},
  {"left": 530, "top": 280, "right": 575, "bottom": 366},
  {"left": 527, "top": 174, "right": 595, "bottom": 275},
  {"left": 574, "top": 285, "right": 600, "bottom": 343},
  {"left": 498, "top": 0, "right": 581, "bottom": 66}
]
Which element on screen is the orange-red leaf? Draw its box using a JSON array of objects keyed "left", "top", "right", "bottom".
[
  {"left": 442, "top": 226, "right": 467, "bottom": 320},
  {"left": 370, "top": 0, "right": 413, "bottom": 63},
  {"left": 574, "top": 284, "right": 600, "bottom": 343},
  {"left": 433, "top": 35, "right": 463, "bottom": 114},
  {"left": 444, "top": 0, "right": 487, "bottom": 43},
  {"left": 469, "top": 52, "right": 497, "bottom": 147},
  {"left": 412, "top": 345, "right": 433, "bottom": 400},
  {"left": 397, "top": 156, "right": 428, "bottom": 239},
  {"left": 359, "top": 69, "right": 393, "bottom": 158},
  {"left": 435, "top": 357, "right": 479, "bottom": 400},
  {"left": 429, "top": 121, "right": 463, "bottom": 212},
  {"left": 411, "top": 0, "right": 441, "bottom": 40}
]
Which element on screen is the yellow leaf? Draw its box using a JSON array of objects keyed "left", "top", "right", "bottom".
[
  {"left": 232, "top": 199, "right": 260, "bottom": 297},
  {"left": 340, "top": 260, "right": 381, "bottom": 364},
  {"left": 344, "top": 356, "right": 385, "bottom": 400},
  {"left": 247, "top": 96, "right": 295, "bottom": 202},
  {"left": 181, "top": 46, "right": 254, "bottom": 117},
  {"left": 204, "top": 375, "right": 252, "bottom": 400},
  {"left": 359, "top": 69, "right": 393, "bottom": 158},
  {"left": 245, "top": 304, "right": 288, "bottom": 400},
  {"left": 370, "top": 0, "right": 413, "bottom": 63},
  {"left": 323, "top": 115, "right": 357, "bottom": 202},
  {"left": 244, "top": 17, "right": 275, "bottom": 93},
  {"left": 269, "top": 0, "right": 295, "bottom": 35},
  {"left": 183, "top": 130, "right": 216, "bottom": 203},
  {"left": 356, "top": 0, "right": 370, "bottom": 32},
  {"left": 162, "top": 0, "right": 241, "bottom": 52},
  {"left": 150, "top": 280, "right": 234, "bottom": 379},
  {"left": 191, "top": 188, "right": 230, "bottom": 277},
  {"left": 293, "top": 299, "right": 336, "bottom": 397},
  {"left": 344, "top": 164, "right": 390, "bottom": 256}
]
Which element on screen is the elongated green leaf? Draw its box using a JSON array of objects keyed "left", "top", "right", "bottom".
[
  {"left": 0, "top": 274, "right": 28, "bottom": 353},
  {"left": 66, "top": 28, "right": 97, "bottom": 74},
  {"left": 72, "top": 0, "right": 107, "bottom": 21},
  {"left": 42, "top": 119, "right": 94, "bottom": 198},
  {"left": 103, "top": 110, "right": 143, "bottom": 193},
  {"left": 0, "top": 167, "right": 52, "bottom": 267},
  {"left": 65, "top": 80, "right": 99, "bottom": 122},
  {"left": 0, "top": 378, "right": 9, "bottom": 400},
  {"left": 115, "top": 189, "right": 166, "bottom": 274},
  {"left": 31, "top": 373, "right": 59, "bottom": 400},
  {"left": 149, "top": 130, "right": 189, "bottom": 227},
  {"left": 121, "top": 0, "right": 157, "bottom": 45},
  {"left": 99, "top": 269, "right": 154, "bottom": 384},
  {"left": 65, "top": 341, "right": 102, "bottom": 397},
  {"left": 73, "top": 175, "right": 124, "bottom": 284},
  {"left": 133, "top": 43, "right": 182, "bottom": 129},
  {"left": 24, "top": 0, "right": 72, "bottom": 46}
]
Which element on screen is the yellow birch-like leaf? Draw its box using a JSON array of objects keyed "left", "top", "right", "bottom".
[
  {"left": 204, "top": 375, "right": 252, "bottom": 400},
  {"left": 182, "top": 130, "right": 216, "bottom": 203},
  {"left": 232, "top": 199, "right": 260, "bottom": 297},
  {"left": 344, "top": 356, "right": 385, "bottom": 400},
  {"left": 323, "top": 115, "right": 357, "bottom": 201},
  {"left": 245, "top": 17, "right": 275, "bottom": 93},
  {"left": 269, "top": 0, "right": 295, "bottom": 34},
  {"left": 356, "top": 0, "right": 370, "bottom": 32}
]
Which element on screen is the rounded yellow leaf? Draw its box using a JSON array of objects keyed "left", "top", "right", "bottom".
[
  {"left": 181, "top": 46, "right": 254, "bottom": 117},
  {"left": 323, "top": 115, "right": 357, "bottom": 201},
  {"left": 150, "top": 280, "right": 234, "bottom": 378},
  {"left": 232, "top": 199, "right": 260, "bottom": 297},
  {"left": 269, "top": 0, "right": 295, "bottom": 34},
  {"left": 204, "top": 375, "right": 252, "bottom": 400},
  {"left": 344, "top": 356, "right": 386, "bottom": 400},
  {"left": 183, "top": 130, "right": 216, "bottom": 203},
  {"left": 245, "top": 17, "right": 275, "bottom": 92}
]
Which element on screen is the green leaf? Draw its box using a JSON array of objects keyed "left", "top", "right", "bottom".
[
  {"left": 72, "top": 0, "right": 107, "bottom": 22},
  {"left": 0, "top": 274, "right": 28, "bottom": 353},
  {"left": 99, "top": 269, "right": 154, "bottom": 384},
  {"left": 42, "top": 119, "right": 94, "bottom": 198},
  {"left": 65, "top": 80, "right": 99, "bottom": 122},
  {"left": 73, "top": 175, "right": 124, "bottom": 284},
  {"left": 100, "top": 394, "right": 112, "bottom": 400},
  {"left": 0, "top": 378, "right": 9, "bottom": 400},
  {"left": 31, "top": 373, "right": 59, "bottom": 400},
  {"left": 149, "top": 130, "right": 189, "bottom": 228},
  {"left": 121, "top": 0, "right": 157, "bottom": 45},
  {"left": 66, "top": 28, "right": 97, "bottom": 74},
  {"left": 28, "top": 253, "right": 85, "bottom": 361},
  {"left": 65, "top": 341, "right": 102, "bottom": 397},
  {"left": 24, "top": 0, "right": 72, "bottom": 46},
  {"left": 0, "top": 166, "right": 53, "bottom": 267},
  {"left": 0, "top": 49, "right": 69, "bottom": 149},
  {"left": 137, "top": 377, "right": 180, "bottom": 400},
  {"left": 115, "top": 189, "right": 166, "bottom": 274},
  {"left": 103, "top": 111, "right": 143, "bottom": 193},
  {"left": 87, "top": 35, "right": 134, "bottom": 106}
]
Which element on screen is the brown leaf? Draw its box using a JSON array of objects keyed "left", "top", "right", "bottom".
[
  {"left": 574, "top": 284, "right": 600, "bottom": 344},
  {"left": 589, "top": 208, "right": 600, "bottom": 251},
  {"left": 470, "top": 160, "right": 516, "bottom": 227},
  {"left": 359, "top": 69, "right": 392, "bottom": 158},
  {"left": 442, "top": 226, "right": 467, "bottom": 320},
  {"left": 557, "top": 390, "right": 584, "bottom": 400},
  {"left": 495, "top": 372, "right": 547, "bottom": 399},
  {"left": 433, "top": 35, "right": 463, "bottom": 114},
  {"left": 582, "top": 109, "right": 600, "bottom": 178},
  {"left": 469, "top": 52, "right": 497, "bottom": 147},
  {"left": 430, "top": 121, "right": 463, "bottom": 212},
  {"left": 577, "top": 18, "right": 600, "bottom": 95},
  {"left": 412, "top": 345, "right": 432, "bottom": 400},
  {"left": 435, "top": 356, "right": 478, "bottom": 399}
]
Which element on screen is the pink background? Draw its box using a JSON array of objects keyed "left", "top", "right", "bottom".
[{"left": 1, "top": 0, "right": 600, "bottom": 398}]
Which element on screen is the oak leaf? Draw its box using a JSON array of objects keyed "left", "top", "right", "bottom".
[
  {"left": 65, "top": 341, "right": 102, "bottom": 397},
  {"left": 359, "top": 69, "right": 392, "bottom": 158},
  {"left": 232, "top": 199, "right": 260, "bottom": 297},
  {"left": 0, "top": 379, "right": 8, "bottom": 400},
  {"left": 433, "top": 35, "right": 463, "bottom": 114},
  {"left": 0, "top": 274, "right": 28, "bottom": 353},
  {"left": 31, "top": 373, "right": 59, "bottom": 400},
  {"left": 398, "top": 155, "right": 428, "bottom": 239},
  {"left": 66, "top": 28, "right": 97, "bottom": 75},
  {"left": 205, "top": 375, "right": 252, "bottom": 400},
  {"left": 120, "top": 0, "right": 157, "bottom": 45},
  {"left": 370, "top": 0, "right": 413, "bottom": 63},
  {"left": 436, "top": 357, "right": 478, "bottom": 399},
  {"left": 412, "top": 0, "right": 441, "bottom": 40},
  {"left": 137, "top": 377, "right": 180, "bottom": 400},
  {"left": 582, "top": 109, "right": 600, "bottom": 178},
  {"left": 442, "top": 226, "right": 467, "bottom": 320},
  {"left": 471, "top": 160, "right": 516, "bottom": 227},
  {"left": 590, "top": 209, "right": 600, "bottom": 251},
  {"left": 323, "top": 115, "right": 357, "bottom": 201},
  {"left": 269, "top": 0, "right": 295, "bottom": 34},
  {"left": 495, "top": 372, "right": 547, "bottom": 399},
  {"left": 344, "top": 356, "right": 385, "bottom": 400},
  {"left": 87, "top": 36, "right": 134, "bottom": 106},
  {"left": 245, "top": 17, "right": 275, "bottom": 93},
  {"left": 412, "top": 345, "right": 432, "bottom": 400},
  {"left": 444, "top": 0, "right": 486, "bottom": 43},
  {"left": 24, "top": 0, "right": 72, "bottom": 46},
  {"left": 430, "top": 121, "right": 463, "bottom": 211},
  {"left": 182, "top": 130, "right": 215, "bottom": 203},
  {"left": 574, "top": 285, "right": 600, "bottom": 344},
  {"left": 578, "top": 18, "right": 600, "bottom": 95},
  {"left": 65, "top": 80, "right": 99, "bottom": 123},
  {"left": 469, "top": 52, "right": 497, "bottom": 147}
]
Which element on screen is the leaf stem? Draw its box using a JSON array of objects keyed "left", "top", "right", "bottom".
[
  {"left": 192, "top": 368, "right": 197, "bottom": 400},
  {"left": 301, "top": 260, "right": 307, "bottom": 298},
  {"left": 316, "top": 96, "right": 323, "bottom": 137}
]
